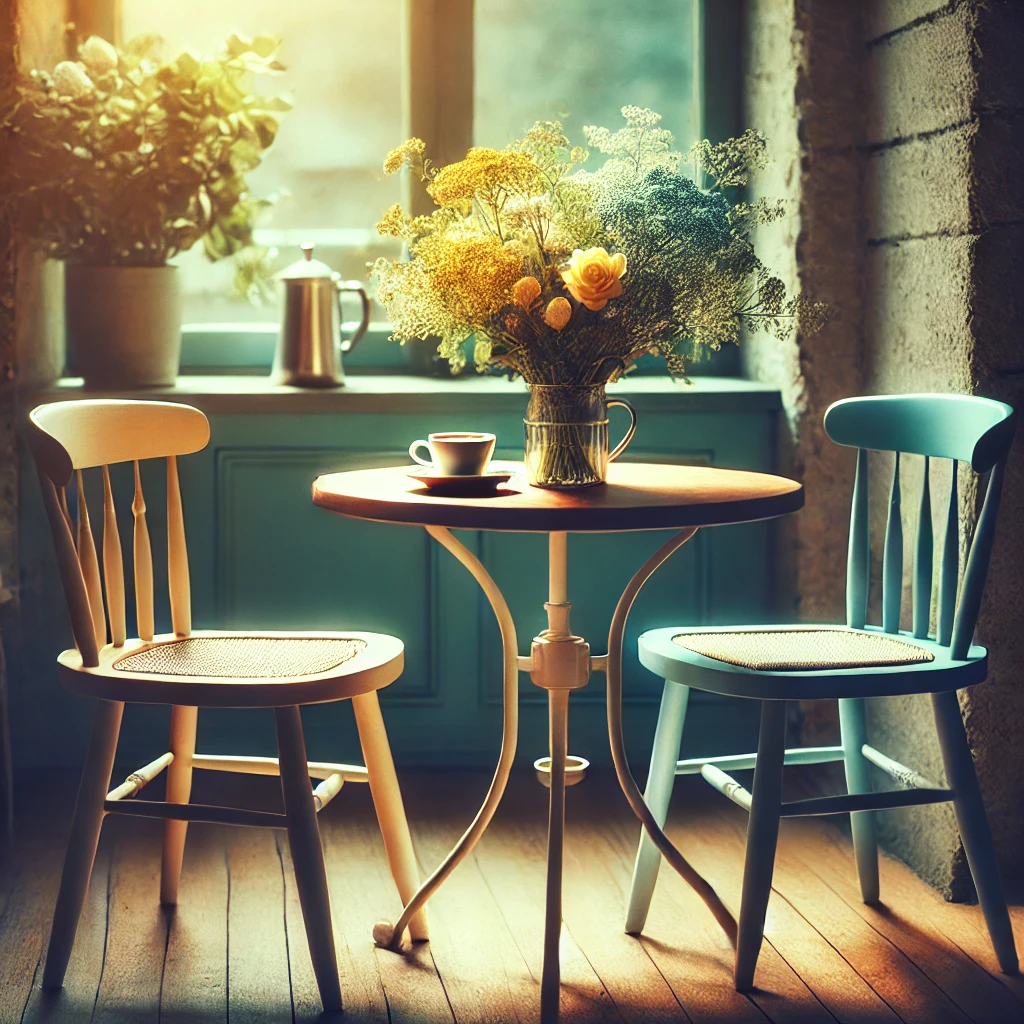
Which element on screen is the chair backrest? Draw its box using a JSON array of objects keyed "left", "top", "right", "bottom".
[
  {"left": 823, "top": 394, "right": 1016, "bottom": 659},
  {"left": 28, "top": 400, "right": 211, "bottom": 668}
]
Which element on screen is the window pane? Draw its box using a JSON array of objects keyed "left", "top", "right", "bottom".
[
  {"left": 121, "top": 0, "right": 403, "bottom": 323},
  {"left": 474, "top": 0, "right": 696, "bottom": 150}
]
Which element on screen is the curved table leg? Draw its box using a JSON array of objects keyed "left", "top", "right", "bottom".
[
  {"left": 605, "top": 527, "right": 739, "bottom": 947},
  {"left": 373, "top": 524, "right": 519, "bottom": 951}
]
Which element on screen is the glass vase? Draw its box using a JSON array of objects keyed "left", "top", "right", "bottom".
[{"left": 523, "top": 384, "right": 637, "bottom": 489}]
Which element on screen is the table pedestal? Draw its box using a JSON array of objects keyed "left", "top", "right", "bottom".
[{"left": 373, "top": 525, "right": 738, "bottom": 1024}]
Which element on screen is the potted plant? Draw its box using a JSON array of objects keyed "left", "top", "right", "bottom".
[
  {"left": 0, "top": 33, "right": 290, "bottom": 388},
  {"left": 372, "top": 107, "right": 829, "bottom": 487}
]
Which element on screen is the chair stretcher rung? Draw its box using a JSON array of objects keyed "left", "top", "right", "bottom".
[
  {"left": 701, "top": 765, "right": 752, "bottom": 811},
  {"left": 191, "top": 752, "right": 368, "bottom": 782},
  {"left": 106, "top": 752, "right": 174, "bottom": 802},
  {"left": 861, "top": 743, "right": 938, "bottom": 790},
  {"left": 312, "top": 773, "right": 344, "bottom": 812},
  {"left": 103, "top": 798, "right": 289, "bottom": 829},
  {"left": 677, "top": 745, "right": 845, "bottom": 776},
  {"left": 780, "top": 788, "right": 953, "bottom": 818}
]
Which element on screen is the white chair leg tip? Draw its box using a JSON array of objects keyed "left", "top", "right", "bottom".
[{"left": 372, "top": 920, "right": 395, "bottom": 948}]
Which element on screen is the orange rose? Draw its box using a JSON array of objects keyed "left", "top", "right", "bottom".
[{"left": 560, "top": 247, "right": 627, "bottom": 311}]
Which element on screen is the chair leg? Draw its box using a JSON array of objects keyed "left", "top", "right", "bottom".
[
  {"left": 160, "top": 704, "right": 198, "bottom": 905},
  {"left": 735, "top": 699, "right": 787, "bottom": 992},
  {"left": 625, "top": 680, "right": 689, "bottom": 935},
  {"left": 275, "top": 705, "right": 342, "bottom": 1013},
  {"left": 43, "top": 699, "right": 124, "bottom": 990},
  {"left": 351, "top": 690, "right": 428, "bottom": 941},
  {"left": 838, "top": 697, "right": 880, "bottom": 903},
  {"left": 932, "top": 689, "right": 1018, "bottom": 974}
]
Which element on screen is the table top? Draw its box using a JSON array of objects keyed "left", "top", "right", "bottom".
[{"left": 312, "top": 462, "right": 803, "bottom": 533}]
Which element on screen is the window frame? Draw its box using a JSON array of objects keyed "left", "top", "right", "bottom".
[{"left": 86, "top": 0, "right": 740, "bottom": 377}]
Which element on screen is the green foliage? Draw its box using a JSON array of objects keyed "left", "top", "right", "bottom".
[{"left": 0, "top": 33, "right": 290, "bottom": 266}]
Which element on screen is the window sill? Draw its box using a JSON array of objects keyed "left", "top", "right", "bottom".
[{"left": 32, "top": 374, "right": 782, "bottom": 416}]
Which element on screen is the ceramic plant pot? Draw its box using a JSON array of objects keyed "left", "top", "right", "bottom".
[
  {"left": 523, "top": 383, "right": 638, "bottom": 489},
  {"left": 66, "top": 264, "right": 183, "bottom": 389}
]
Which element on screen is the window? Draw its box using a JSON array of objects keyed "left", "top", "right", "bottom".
[{"left": 115, "top": 0, "right": 733, "bottom": 371}]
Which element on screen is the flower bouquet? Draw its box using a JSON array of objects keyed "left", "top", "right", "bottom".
[{"left": 373, "top": 106, "right": 827, "bottom": 487}]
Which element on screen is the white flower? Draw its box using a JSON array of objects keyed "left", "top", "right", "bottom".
[
  {"left": 79, "top": 36, "right": 118, "bottom": 76},
  {"left": 52, "top": 61, "right": 94, "bottom": 99}
]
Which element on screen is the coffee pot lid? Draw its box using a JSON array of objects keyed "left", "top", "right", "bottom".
[{"left": 277, "top": 242, "right": 335, "bottom": 280}]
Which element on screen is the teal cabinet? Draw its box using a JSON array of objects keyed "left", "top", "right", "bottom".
[{"left": 15, "top": 377, "right": 783, "bottom": 771}]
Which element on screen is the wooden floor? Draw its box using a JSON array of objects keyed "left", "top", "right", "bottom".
[{"left": 0, "top": 768, "right": 1020, "bottom": 1024}]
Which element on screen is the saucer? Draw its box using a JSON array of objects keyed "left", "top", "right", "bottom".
[{"left": 407, "top": 466, "right": 515, "bottom": 497}]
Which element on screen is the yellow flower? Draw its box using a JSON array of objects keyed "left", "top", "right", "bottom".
[
  {"left": 560, "top": 246, "right": 627, "bottom": 311},
  {"left": 427, "top": 147, "right": 543, "bottom": 207},
  {"left": 52, "top": 60, "right": 94, "bottom": 99},
  {"left": 79, "top": 36, "right": 118, "bottom": 76},
  {"left": 383, "top": 138, "right": 426, "bottom": 175},
  {"left": 544, "top": 297, "right": 572, "bottom": 331},
  {"left": 512, "top": 276, "right": 541, "bottom": 308}
]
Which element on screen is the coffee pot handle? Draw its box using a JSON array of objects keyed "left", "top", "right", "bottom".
[{"left": 335, "top": 279, "right": 371, "bottom": 354}]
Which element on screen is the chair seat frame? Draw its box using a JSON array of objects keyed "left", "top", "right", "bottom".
[
  {"left": 638, "top": 624, "right": 987, "bottom": 700},
  {"left": 58, "top": 628, "right": 404, "bottom": 706}
]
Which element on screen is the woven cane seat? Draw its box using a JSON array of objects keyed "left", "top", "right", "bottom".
[
  {"left": 672, "top": 628, "right": 935, "bottom": 672},
  {"left": 114, "top": 636, "right": 367, "bottom": 679}
]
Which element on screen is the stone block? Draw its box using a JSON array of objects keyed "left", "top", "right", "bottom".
[
  {"left": 974, "top": 111, "right": 1024, "bottom": 225},
  {"left": 866, "top": 123, "right": 975, "bottom": 241},
  {"left": 972, "top": 223, "right": 1024, "bottom": 378},
  {"left": 794, "top": 1, "right": 867, "bottom": 151},
  {"left": 863, "top": 235, "right": 975, "bottom": 393},
  {"left": 976, "top": 0, "right": 1024, "bottom": 113},
  {"left": 865, "top": 0, "right": 951, "bottom": 43},
  {"left": 866, "top": 4, "right": 975, "bottom": 145}
]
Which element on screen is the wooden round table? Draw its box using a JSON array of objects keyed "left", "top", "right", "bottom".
[{"left": 313, "top": 461, "right": 803, "bottom": 1023}]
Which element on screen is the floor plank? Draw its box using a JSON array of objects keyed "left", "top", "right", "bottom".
[
  {"left": 0, "top": 828, "right": 72, "bottom": 1023},
  {"left": 472, "top": 782, "right": 625, "bottom": 1024},
  {"left": 786, "top": 814, "right": 1024, "bottom": 1019},
  {"left": 321, "top": 782, "right": 454, "bottom": 1024},
  {"left": 702, "top": 789, "right": 972, "bottom": 1024},
  {"left": 21, "top": 838, "right": 110, "bottom": 1024},
  {"left": 401, "top": 775, "right": 539, "bottom": 1024},
  {"left": 89, "top": 818, "right": 168, "bottom": 1024},
  {"left": 0, "top": 769, "right": 1019, "bottom": 1024},
  {"left": 160, "top": 822, "right": 228, "bottom": 1024},
  {"left": 226, "top": 823, "right": 293, "bottom": 1023}
]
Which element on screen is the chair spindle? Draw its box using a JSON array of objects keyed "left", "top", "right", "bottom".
[
  {"left": 76, "top": 470, "right": 106, "bottom": 652},
  {"left": 846, "top": 448, "right": 869, "bottom": 630},
  {"left": 951, "top": 461, "right": 1005, "bottom": 661},
  {"left": 937, "top": 460, "right": 959, "bottom": 646},
  {"left": 101, "top": 466, "right": 127, "bottom": 647},
  {"left": 39, "top": 473, "right": 99, "bottom": 668},
  {"left": 166, "top": 456, "right": 191, "bottom": 637},
  {"left": 133, "top": 461, "right": 155, "bottom": 642},
  {"left": 912, "top": 456, "right": 933, "bottom": 639},
  {"left": 882, "top": 452, "right": 903, "bottom": 634}
]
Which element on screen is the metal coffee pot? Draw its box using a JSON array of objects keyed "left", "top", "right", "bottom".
[{"left": 270, "top": 242, "right": 371, "bottom": 387}]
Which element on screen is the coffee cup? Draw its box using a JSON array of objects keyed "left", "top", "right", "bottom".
[{"left": 409, "top": 432, "right": 496, "bottom": 476}]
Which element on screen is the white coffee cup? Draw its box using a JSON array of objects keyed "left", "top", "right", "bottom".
[{"left": 409, "top": 432, "right": 496, "bottom": 476}]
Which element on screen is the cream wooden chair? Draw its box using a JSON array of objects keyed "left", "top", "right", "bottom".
[{"left": 28, "top": 399, "right": 428, "bottom": 1014}]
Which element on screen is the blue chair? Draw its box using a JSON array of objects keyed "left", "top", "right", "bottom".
[{"left": 626, "top": 394, "right": 1019, "bottom": 991}]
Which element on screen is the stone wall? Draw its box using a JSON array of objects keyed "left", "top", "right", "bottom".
[{"left": 743, "top": 0, "right": 1024, "bottom": 896}]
